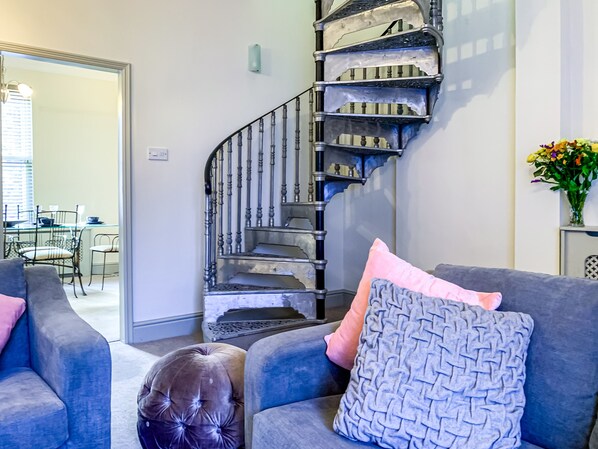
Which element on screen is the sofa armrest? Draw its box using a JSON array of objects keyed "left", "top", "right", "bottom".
[
  {"left": 245, "top": 321, "right": 350, "bottom": 449},
  {"left": 25, "top": 266, "right": 111, "bottom": 449}
]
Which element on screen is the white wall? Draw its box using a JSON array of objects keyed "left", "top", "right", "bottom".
[
  {"left": 395, "top": 0, "right": 516, "bottom": 272},
  {"left": 1, "top": 0, "right": 317, "bottom": 325}
]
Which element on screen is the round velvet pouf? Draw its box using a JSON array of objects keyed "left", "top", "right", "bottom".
[{"left": 137, "top": 343, "right": 246, "bottom": 449}]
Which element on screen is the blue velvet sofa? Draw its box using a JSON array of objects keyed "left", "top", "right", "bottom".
[
  {"left": 0, "top": 258, "right": 111, "bottom": 448},
  {"left": 245, "top": 265, "right": 598, "bottom": 449}
]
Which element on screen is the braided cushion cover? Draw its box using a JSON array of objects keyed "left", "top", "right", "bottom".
[{"left": 334, "top": 279, "right": 534, "bottom": 449}]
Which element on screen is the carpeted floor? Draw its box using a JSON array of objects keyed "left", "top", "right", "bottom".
[{"left": 64, "top": 277, "right": 350, "bottom": 448}]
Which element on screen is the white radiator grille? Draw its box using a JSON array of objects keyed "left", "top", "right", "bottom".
[{"left": 585, "top": 255, "right": 598, "bottom": 280}]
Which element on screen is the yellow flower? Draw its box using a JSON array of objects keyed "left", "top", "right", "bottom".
[
  {"left": 591, "top": 143, "right": 598, "bottom": 153},
  {"left": 557, "top": 153, "right": 564, "bottom": 160},
  {"left": 527, "top": 153, "right": 537, "bottom": 163}
]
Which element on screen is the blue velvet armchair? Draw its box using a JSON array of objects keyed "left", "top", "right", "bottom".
[{"left": 0, "top": 258, "right": 111, "bottom": 449}]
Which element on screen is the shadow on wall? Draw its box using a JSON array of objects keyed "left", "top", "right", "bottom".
[
  {"left": 435, "top": 0, "right": 516, "bottom": 130},
  {"left": 393, "top": 0, "right": 516, "bottom": 266}
]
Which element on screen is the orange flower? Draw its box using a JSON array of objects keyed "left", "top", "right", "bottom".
[{"left": 575, "top": 155, "right": 582, "bottom": 166}]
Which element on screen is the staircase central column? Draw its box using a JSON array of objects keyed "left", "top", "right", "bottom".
[{"left": 314, "top": 0, "right": 326, "bottom": 320}]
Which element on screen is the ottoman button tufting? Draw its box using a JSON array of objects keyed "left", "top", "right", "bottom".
[{"left": 137, "top": 343, "right": 246, "bottom": 449}]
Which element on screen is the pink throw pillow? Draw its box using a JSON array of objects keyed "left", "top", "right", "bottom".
[
  {"left": 0, "top": 294, "right": 26, "bottom": 354},
  {"left": 325, "top": 239, "right": 502, "bottom": 370}
]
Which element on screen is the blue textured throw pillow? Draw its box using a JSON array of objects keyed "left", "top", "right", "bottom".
[{"left": 334, "top": 279, "right": 534, "bottom": 449}]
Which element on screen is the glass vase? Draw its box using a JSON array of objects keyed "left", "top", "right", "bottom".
[{"left": 566, "top": 190, "right": 587, "bottom": 227}]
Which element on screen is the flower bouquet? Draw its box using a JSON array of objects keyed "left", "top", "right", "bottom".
[{"left": 527, "top": 138, "right": 598, "bottom": 226}]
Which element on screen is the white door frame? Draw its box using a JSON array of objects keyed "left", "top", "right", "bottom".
[{"left": 0, "top": 42, "right": 133, "bottom": 343}]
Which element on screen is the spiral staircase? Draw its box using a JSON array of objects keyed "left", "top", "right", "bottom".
[{"left": 202, "top": 0, "right": 444, "bottom": 342}]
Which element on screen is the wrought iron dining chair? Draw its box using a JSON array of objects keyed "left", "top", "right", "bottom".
[
  {"left": 18, "top": 205, "right": 86, "bottom": 297},
  {"left": 88, "top": 233, "right": 119, "bottom": 290}
]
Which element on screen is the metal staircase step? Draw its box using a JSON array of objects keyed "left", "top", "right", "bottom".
[
  {"left": 315, "top": 75, "right": 443, "bottom": 90},
  {"left": 317, "top": 0, "right": 426, "bottom": 25},
  {"left": 315, "top": 26, "right": 443, "bottom": 59},
  {"left": 320, "top": 144, "right": 401, "bottom": 181},
  {"left": 314, "top": 172, "right": 366, "bottom": 201},
  {"left": 280, "top": 201, "right": 327, "bottom": 228},
  {"left": 318, "top": 142, "right": 403, "bottom": 157},
  {"left": 317, "top": 111, "right": 431, "bottom": 125},
  {"left": 224, "top": 272, "right": 308, "bottom": 289},
  {"left": 245, "top": 227, "right": 325, "bottom": 260},
  {"left": 317, "top": 1, "right": 426, "bottom": 51},
  {"left": 322, "top": 46, "right": 439, "bottom": 81},
  {"left": 217, "top": 252, "right": 323, "bottom": 289}
]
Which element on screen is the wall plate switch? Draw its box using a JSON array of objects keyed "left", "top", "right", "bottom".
[{"left": 148, "top": 147, "right": 168, "bottom": 161}]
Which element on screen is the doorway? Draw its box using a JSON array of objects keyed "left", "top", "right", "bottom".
[{"left": 0, "top": 42, "right": 133, "bottom": 343}]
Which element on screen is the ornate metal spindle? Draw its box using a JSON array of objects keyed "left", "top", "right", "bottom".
[
  {"left": 430, "top": 0, "right": 443, "bottom": 31},
  {"left": 387, "top": 65, "right": 393, "bottom": 115},
  {"left": 226, "top": 139, "right": 233, "bottom": 255},
  {"left": 269, "top": 112, "right": 276, "bottom": 227},
  {"left": 204, "top": 184, "right": 212, "bottom": 293},
  {"left": 256, "top": 118, "right": 264, "bottom": 227},
  {"left": 334, "top": 164, "right": 341, "bottom": 175},
  {"left": 245, "top": 125, "right": 253, "bottom": 228},
  {"left": 361, "top": 68, "right": 367, "bottom": 146},
  {"left": 348, "top": 166, "right": 355, "bottom": 177},
  {"left": 211, "top": 161, "right": 218, "bottom": 286},
  {"left": 236, "top": 132, "right": 243, "bottom": 253},
  {"left": 374, "top": 67, "right": 380, "bottom": 148},
  {"left": 350, "top": 69, "right": 356, "bottom": 146},
  {"left": 217, "top": 148, "right": 224, "bottom": 256},
  {"left": 294, "top": 97, "right": 301, "bottom": 202},
  {"left": 281, "top": 105, "right": 288, "bottom": 204},
  {"left": 308, "top": 90, "right": 315, "bottom": 202}
]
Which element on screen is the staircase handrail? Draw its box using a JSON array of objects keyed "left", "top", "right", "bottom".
[{"left": 204, "top": 87, "right": 313, "bottom": 196}]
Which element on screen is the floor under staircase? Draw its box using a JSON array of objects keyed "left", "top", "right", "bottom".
[{"left": 202, "top": 0, "right": 444, "bottom": 342}]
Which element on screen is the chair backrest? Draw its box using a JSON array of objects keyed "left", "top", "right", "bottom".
[
  {"left": 29, "top": 206, "right": 81, "bottom": 261},
  {"left": 92, "top": 233, "right": 119, "bottom": 251}
]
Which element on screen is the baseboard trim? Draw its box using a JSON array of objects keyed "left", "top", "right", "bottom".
[
  {"left": 131, "top": 289, "right": 356, "bottom": 344},
  {"left": 132, "top": 312, "right": 204, "bottom": 344}
]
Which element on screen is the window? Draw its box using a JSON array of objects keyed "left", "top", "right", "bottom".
[{"left": 2, "top": 88, "right": 33, "bottom": 219}]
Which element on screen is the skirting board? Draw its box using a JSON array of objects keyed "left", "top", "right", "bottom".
[{"left": 131, "top": 289, "right": 356, "bottom": 344}]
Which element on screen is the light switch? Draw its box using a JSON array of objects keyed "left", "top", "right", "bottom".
[{"left": 148, "top": 147, "right": 169, "bottom": 161}]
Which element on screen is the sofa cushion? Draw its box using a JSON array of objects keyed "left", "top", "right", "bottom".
[
  {"left": 253, "top": 394, "right": 374, "bottom": 448},
  {"left": 0, "top": 367, "right": 68, "bottom": 449},
  {"left": 334, "top": 279, "right": 533, "bottom": 449},
  {"left": 0, "top": 259, "right": 29, "bottom": 370},
  {"left": 0, "top": 294, "right": 26, "bottom": 354},
  {"left": 325, "top": 239, "right": 502, "bottom": 370},
  {"left": 434, "top": 264, "right": 598, "bottom": 449}
]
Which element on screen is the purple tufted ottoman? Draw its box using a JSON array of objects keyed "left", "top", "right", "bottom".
[{"left": 137, "top": 343, "right": 246, "bottom": 449}]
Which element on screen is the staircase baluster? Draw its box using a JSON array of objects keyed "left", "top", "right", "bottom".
[
  {"left": 236, "top": 132, "right": 243, "bottom": 253},
  {"left": 308, "top": 89, "right": 315, "bottom": 202},
  {"left": 269, "top": 112, "right": 276, "bottom": 227},
  {"left": 350, "top": 69, "right": 356, "bottom": 146},
  {"left": 430, "top": 0, "right": 443, "bottom": 31},
  {"left": 245, "top": 125, "right": 253, "bottom": 228},
  {"left": 387, "top": 65, "right": 393, "bottom": 115},
  {"left": 374, "top": 67, "right": 380, "bottom": 148},
  {"left": 256, "top": 118, "right": 264, "bottom": 227},
  {"left": 217, "top": 147, "right": 224, "bottom": 256},
  {"left": 348, "top": 166, "right": 355, "bottom": 177},
  {"left": 334, "top": 164, "right": 341, "bottom": 175},
  {"left": 211, "top": 161, "right": 217, "bottom": 286},
  {"left": 361, "top": 68, "right": 367, "bottom": 146},
  {"left": 226, "top": 139, "right": 233, "bottom": 255},
  {"left": 281, "top": 105, "right": 288, "bottom": 204},
  {"left": 294, "top": 97, "right": 301, "bottom": 202},
  {"left": 204, "top": 179, "right": 212, "bottom": 293}
]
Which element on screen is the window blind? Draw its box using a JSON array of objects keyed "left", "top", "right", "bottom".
[{"left": 2, "top": 88, "right": 33, "bottom": 220}]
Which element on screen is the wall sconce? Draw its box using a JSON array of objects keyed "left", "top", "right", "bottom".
[
  {"left": 248, "top": 44, "right": 261, "bottom": 73},
  {"left": 0, "top": 55, "right": 33, "bottom": 104}
]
